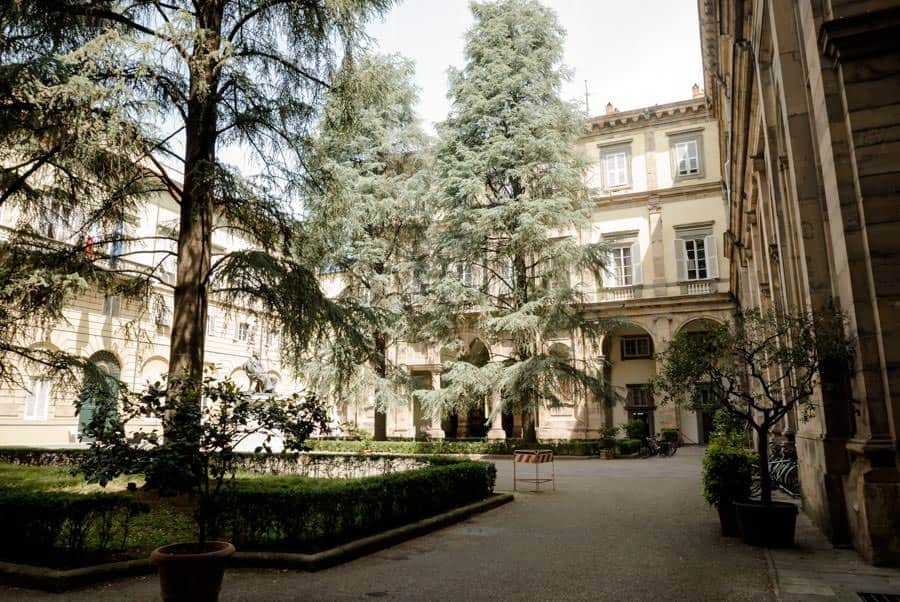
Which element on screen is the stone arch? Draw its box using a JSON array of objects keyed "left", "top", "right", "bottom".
[
  {"left": 78, "top": 350, "right": 123, "bottom": 441},
  {"left": 601, "top": 323, "right": 657, "bottom": 437},
  {"left": 673, "top": 315, "right": 725, "bottom": 337},
  {"left": 139, "top": 355, "right": 168, "bottom": 387}
]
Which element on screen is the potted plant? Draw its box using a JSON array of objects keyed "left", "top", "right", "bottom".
[
  {"left": 598, "top": 426, "right": 619, "bottom": 459},
  {"left": 702, "top": 416, "right": 756, "bottom": 536},
  {"left": 653, "top": 308, "right": 853, "bottom": 547},
  {"left": 78, "top": 372, "right": 329, "bottom": 601}
]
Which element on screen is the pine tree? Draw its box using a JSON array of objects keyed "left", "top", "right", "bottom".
[
  {"left": 423, "top": 0, "right": 614, "bottom": 442},
  {"left": 0, "top": 1, "right": 392, "bottom": 391},
  {"left": 301, "top": 54, "right": 430, "bottom": 440}
]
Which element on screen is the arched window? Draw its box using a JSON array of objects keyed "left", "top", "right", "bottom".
[{"left": 78, "top": 351, "right": 121, "bottom": 442}]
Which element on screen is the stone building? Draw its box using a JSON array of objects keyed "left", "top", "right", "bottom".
[
  {"left": 699, "top": 0, "right": 900, "bottom": 564},
  {"left": 0, "top": 193, "right": 299, "bottom": 446},
  {"left": 352, "top": 94, "right": 736, "bottom": 444}
]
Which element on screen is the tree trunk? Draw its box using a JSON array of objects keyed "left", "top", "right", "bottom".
[
  {"left": 757, "top": 424, "right": 772, "bottom": 506},
  {"left": 372, "top": 331, "right": 388, "bottom": 441},
  {"left": 168, "top": 4, "right": 222, "bottom": 419},
  {"left": 521, "top": 409, "right": 537, "bottom": 442}
]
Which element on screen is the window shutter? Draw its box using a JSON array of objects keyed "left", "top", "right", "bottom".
[
  {"left": 674, "top": 239, "right": 687, "bottom": 281},
  {"left": 24, "top": 381, "right": 37, "bottom": 419},
  {"left": 705, "top": 234, "right": 719, "bottom": 279},
  {"left": 602, "top": 251, "right": 616, "bottom": 288},
  {"left": 630, "top": 241, "right": 643, "bottom": 285}
]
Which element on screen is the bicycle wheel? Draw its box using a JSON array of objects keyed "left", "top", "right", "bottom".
[
  {"left": 750, "top": 464, "right": 761, "bottom": 497},
  {"left": 782, "top": 465, "right": 801, "bottom": 497},
  {"left": 667, "top": 442, "right": 678, "bottom": 456},
  {"left": 639, "top": 446, "right": 650, "bottom": 458}
]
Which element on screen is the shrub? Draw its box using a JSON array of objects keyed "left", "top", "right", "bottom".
[
  {"left": 659, "top": 428, "right": 679, "bottom": 443},
  {"left": 617, "top": 438, "right": 642, "bottom": 455},
  {"left": 216, "top": 459, "right": 496, "bottom": 549},
  {"left": 0, "top": 489, "right": 148, "bottom": 567},
  {"left": 701, "top": 441, "right": 756, "bottom": 508},
  {"left": 623, "top": 420, "right": 647, "bottom": 439},
  {"left": 598, "top": 426, "right": 619, "bottom": 450}
]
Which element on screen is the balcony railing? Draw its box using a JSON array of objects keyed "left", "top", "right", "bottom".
[
  {"left": 604, "top": 285, "right": 642, "bottom": 302},
  {"left": 682, "top": 280, "right": 712, "bottom": 296}
]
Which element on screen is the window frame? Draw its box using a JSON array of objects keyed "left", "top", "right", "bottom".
[
  {"left": 24, "top": 377, "right": 51, "bottom": 420},
  {"left": 598, "top": 142, "right": 632, "bottom": 191},
  {"left": 610, "top": 244, "right": 633, "bottom": 287},
  {"left": 620, "top": 335, "right": 653, "bottom": 360},
  {"left": 668, "top": 131, "right": 705, "bottom": 181},
  {"left": 625, "top": 383, "right": 653, "bottom": 409}
]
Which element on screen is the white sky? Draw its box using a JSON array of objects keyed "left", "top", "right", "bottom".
[{"left": 366, "top": 0, "right": 704, "bottom": 133}]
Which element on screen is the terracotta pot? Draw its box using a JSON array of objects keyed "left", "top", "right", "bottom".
[
  {"left": 716, "top": 501, "right": 741, "bottom": 537},
  {"left": 734, "top": 501, "right": 798, "bottom": 547},
  {"left": 150, "top": 541, "right": 235, "bottom": 602}
]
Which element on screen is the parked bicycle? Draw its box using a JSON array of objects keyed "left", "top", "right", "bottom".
[
  {"left": 639, "top": 435, "right": 678, "bottom": 458},
  {"left": 749, "top": 441, "right": 801, "bottom": 497}
]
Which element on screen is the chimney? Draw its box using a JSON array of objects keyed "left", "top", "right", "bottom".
[
  {"left": 605, "top": 101, "right": 616, "bottom": 115},
  {"left": 692, "top": 83, "right": 703, "bottom": 98}
]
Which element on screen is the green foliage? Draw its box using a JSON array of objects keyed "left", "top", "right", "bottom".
[
  {"left": 0, "top": 0, "right": 394, "bottom": 385},
  {"left": 598, "top": 426, "right": 619, "bottom": 449},
  {"left": 616, "top": 438, "right": 642, "bottom": 455},
  {"left": 711, "top": 408, "right": 748, "bottom": 448},
  {"left": 217, "top": 460, "right": 496, "bottom": 549},
  {"left": 419, "top": 0, "right": 615, "bottom": 440},
  {"left": 659, "top": 428, "right": 679, "bottom": 443},
  {"left": 623, "top": 419, "right": 647, "bottom": 440},
  {"left": 306, "top": 438, "right": 607, "bottom": 456},
  {"left": 652, "top": 308, "right": 854, "bottom": 503},
  {"left": 0, "top": 488, "right": 148, "bottom": 567},
  {"left": 300, "top": 53, "right": 430, "bottom": 417},
  {"left": 701, "top": 441, "right": 756, "bottom": 508},
  {"left": 79, "top": 373, "right": 330, "bottom": 544}
]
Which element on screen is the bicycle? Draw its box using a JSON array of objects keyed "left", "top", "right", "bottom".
[{"left": 639, "top": 435, "right": 678, "bottom": 458}]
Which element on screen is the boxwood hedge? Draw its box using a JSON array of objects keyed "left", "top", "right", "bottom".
[{"left": 217, "top": 459, "right": 496, "bottom": 550}]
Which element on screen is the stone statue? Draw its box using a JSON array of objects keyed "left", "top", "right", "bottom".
[{"left": 243, "top": 353, "right": 277, "bottom": 394}]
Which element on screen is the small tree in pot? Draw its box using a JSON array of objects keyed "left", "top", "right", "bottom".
[
  {"left": 79, "top": 372, "right": 329, "bottom": 601},
  {"left": 652, "top": 308, "right": 853, "bottom": 547},
  {"left": 702, "top": 411, "right": 756, "bottom": 536}
]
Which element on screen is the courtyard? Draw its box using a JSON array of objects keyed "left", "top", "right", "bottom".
[{"left": 2, "top": 448, "right": 773, "bottom": 601}]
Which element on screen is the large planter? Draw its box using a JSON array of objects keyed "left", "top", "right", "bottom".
[
  {"left": 151, "top": 541, "right": 235, "bottom": 602},
  {"left": 716, "top": 501, "right": 741, "bottom": 537},
  {"left": 734, "top": 501, "right": 798, "bottom": 547}
]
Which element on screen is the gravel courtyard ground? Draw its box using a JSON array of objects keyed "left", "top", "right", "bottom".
[{"left": 3, "top": 446, "right": 774, "bottom": 601}]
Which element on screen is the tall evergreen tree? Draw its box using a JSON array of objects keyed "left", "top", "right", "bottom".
[
  {"left": 302, "top": 54, "right": 429, "bottom": 440},
  {"left": 423, "top": 0, "right": 614, "bottom": 442},
  {"left": 0, "top": 1, "right": 392, "bottom": 391}
]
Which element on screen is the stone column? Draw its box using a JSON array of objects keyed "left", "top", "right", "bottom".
[
  {"left": 426, "top": 370, "right": 445, "bottom": 440},
  {"left": 652, "top": 316, "right": 679, "bottom": 432},
  {"left": 487, "top": 389, "right": 506, "bottom": 440}
]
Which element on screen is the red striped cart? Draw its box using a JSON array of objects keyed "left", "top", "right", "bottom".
[{"left": 513, "top": 449, "right": 555, "bottom": 492}]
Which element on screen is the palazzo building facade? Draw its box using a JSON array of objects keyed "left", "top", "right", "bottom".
[
  {"left": 699, "top": 0, "right": 900, "bottom": 564},
  {"left": 348, "top": 95, "right": 736, "bottom": 445}
]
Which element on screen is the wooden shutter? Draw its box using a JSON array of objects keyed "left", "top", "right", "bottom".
[
  {"left": 704, "top": 234, "right": 719, "bottom": 279},
  {"left": 630, "top": 241, "right": 643, "bottom": 285},
  {"left": 602, "top": 250, "right": 616, "bottom": 288},
  {"left": 674, "top": 239, "right": 687, "bottom": 281}
]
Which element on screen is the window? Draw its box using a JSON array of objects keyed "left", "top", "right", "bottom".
[
  {"left": 497, "top": 257, "right": 513, "bottom": 297},
  {"left": 621, "top": 335, "right": 652, "bottom": 359},
  {"left": 602, "top": 150, "right": 629, "bottom": 189},
  {"left": 625, "top": 384, "right": 653, "bottom": 408},
  {"left": 674, "top": 227, "right": 719, "bottom": 282},
  {"left": 456, "top": 262, "right": 480, "bottom": 288},
  {"left": 611, "top": 246, "right": 632, "bottom": 286},
  {"left": 685, "top": 238, "right": 707, "bottom": 280},
  {"left": 24, "top": 378, "right": 51, "bottom": 420},
  {"left": 266, "top": 328, "right": 279, "bottom": 349},
  {"left": 235, "top": 321, "right": 250, "bottom": 343},
  {"left": 668, "top": 130, "right": 704, "bottom": 180},
  {"left": 38, "top": 200, "right": 72, "bottom": 240},
  {"left": 102, "top": 295, "right": 121, "bottom": 317},
  {"left": 674, "top": 139, "right": 700, "bottom": 176},
  {"left": 602, "top": 239, "right": 643, "bottom": 288},
  {"left": 207, "top": 314, "right": 216, "bottom": 338}
]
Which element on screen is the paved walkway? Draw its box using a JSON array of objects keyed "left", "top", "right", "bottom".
[{"left": 3, "top": 447, "right": 774, "bottom": 601}]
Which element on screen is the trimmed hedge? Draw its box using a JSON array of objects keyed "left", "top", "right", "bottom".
[
  {"left": 0, "top": 489, "right": 148, "bottom": 567},
  {"left": 216, "top": 459, "right": 496, "bottom": 550},
  {"left": 306, "top": 438, "right": 610, "bottom": 456},
  {"left": 616, "top": 438, "right": 643, "bottom": 455}
]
